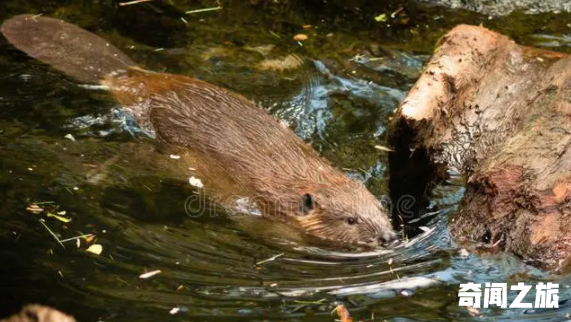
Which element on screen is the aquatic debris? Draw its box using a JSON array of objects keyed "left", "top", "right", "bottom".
[
  {"left": 268, "top": 30, "right": 281, "bottom": 39},
  {"left": 200, "top": 47, "right": 228, "bottom": 61},
  {"left": 85, "top": 235, "right": 95, "bottom": 243},
  {"left": 328, "top": 277, "right": 439, "bottom": 296},
  {"left": 374, "top": 13, "right": 387, "bottom": 22},
  {"left": 466, "top": 306, "right": 480, "bottom": 317},
  {"left": 256, "top": 55, "right": 303, "bottom": 72},
  {"left": 291, "top": 298, "right": 326, "bottom": 312},
  {"left": 387, "top": 257, "right": 399, "bottom": 279},
  {"left": 119, "top": 0, "right": 156, "bottom": 6},
  {"left": 86, "top": 244, "right": 103, "bottom": 255},
  {"left": 169, "top": 307, "right": 179, "bottom": 315},
  {"left": 391, "top": 7, "right": 404, "bottom": 18},
  {"left": 64, "top": 134, "right": 76, "bottom": 141},
  {"left": 458, "top": 248, "right": 470, "bottom": 258},
  {"left": 244, "top": 44, "right": 275, "bottom": 57},
  {"left": 294, "top": 299, "right": 326, "bottom": 305},
  {"left": 26, "top": 204, "right": 44, "bottom": 215},
  {"left": 47, "top": 212, "right": 72, "bottom": 223},
  {"left": 333, "top": 305, "right": 353, "bottom": 322},
  {"left": 38, "top": 219, "right": 65, "bottom": 249},
  {"left": 188, "top": 176, "right": 204, "bottom": 188},
  {"left": 186, "top": 6, "right": 222, "bottom": 14},
  {"left": 170, "top": 154, "right": 181, "bottom": 160},
  {"left": 293, "top": 34, "right": 308, "bottom": 41},
  {"left": 140, "top": 269, "right": 162, "bottom": 279},
  {"left": 256, "top": 253, "right": 284, "bottom": 265},
  {"left": 375, "top": 145, "right": 394, "bottom": 152}
]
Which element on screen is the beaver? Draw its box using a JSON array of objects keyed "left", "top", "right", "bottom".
[{"left": 1, "top": 15, "right": 396, "bottom": 246}]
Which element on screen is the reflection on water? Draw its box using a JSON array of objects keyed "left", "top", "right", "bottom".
[{"left": 0, "top": 1, "right": 571, "bottom": 321}]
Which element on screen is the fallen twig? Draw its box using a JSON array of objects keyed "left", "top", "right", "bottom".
[
  {"left": 186, "top": 6, "right": 222, "bottom": 14},
  {"left": 256, "top": 253, "right": 284, "bottom": 265},
  {"left": 38, "top": 219, "right": 65, "bottom": 249},
  {"left": 119, "top": 0, "right": 157, "bottom": 6},
  {"left": 60, "top": 233, "right": 95, "bottom": 243}
]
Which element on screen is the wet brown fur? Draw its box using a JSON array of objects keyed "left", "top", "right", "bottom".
[{"left": 1, "top": 15, "right": 396, "bottom": 245}]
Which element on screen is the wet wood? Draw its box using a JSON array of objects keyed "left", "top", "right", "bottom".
[{"left": 392, "top": 24, "right": 571, "bottom": 272}]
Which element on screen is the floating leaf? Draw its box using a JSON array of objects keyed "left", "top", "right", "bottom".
[
  {"left": 293, "top": 34, "right": 308, "bottom": 41},
  {"left": 86, "top": 244, "right": 103, "bottom": 255},
  {"left": 85, "top": 235, "right": 95, "bottom": 243},
  {"left": 47, "top": 212, "right": 72, "bottom": 223},
  {"left": 374, "top": 13, "right": 387, "bottom": 22},
  {"left": 334, "top": 305, "right": 353, "bottom": 322},
  {"left": 26, "top": 204, "right": 44, "bottom": 215}
]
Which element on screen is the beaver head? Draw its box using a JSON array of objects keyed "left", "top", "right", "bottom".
[{"left": 258, "top": 177, "right": 397, "bottom": 247}]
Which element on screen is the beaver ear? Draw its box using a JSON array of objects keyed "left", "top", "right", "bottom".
[{"left": 300, "top": 193, "right": 314, "bottom": 215}]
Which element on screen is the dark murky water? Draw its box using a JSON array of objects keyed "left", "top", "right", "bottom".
[{"left": 1, "top": 1, "right": 571, "bottom": 321}]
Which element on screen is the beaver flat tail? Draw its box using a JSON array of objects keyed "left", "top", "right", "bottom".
[{"left": 1, "top": 14, "right": 137, "bottom": 84}]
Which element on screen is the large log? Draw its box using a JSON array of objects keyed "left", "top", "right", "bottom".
[{"left": 392, "top": 24, "right": 571, "bottom": 272}]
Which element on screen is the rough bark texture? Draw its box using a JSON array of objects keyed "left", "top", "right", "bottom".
[{"left": 392, "top": 24, "right": 571, "bottom": 272}]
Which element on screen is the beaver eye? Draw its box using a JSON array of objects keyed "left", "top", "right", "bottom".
[
  {"left": 346, "top": 217, "right": 356, "bottom": 225},
  {"left": 301, "top": 194, "right": 314, "bottom": 214}
]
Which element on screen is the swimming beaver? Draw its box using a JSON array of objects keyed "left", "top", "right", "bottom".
[{"left": 1, "top": 15, "right": 396, "bottom": 246}]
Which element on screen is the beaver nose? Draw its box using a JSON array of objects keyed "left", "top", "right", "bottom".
[{"left": 379, "top": 230, "right": 398, "bottom": 247}]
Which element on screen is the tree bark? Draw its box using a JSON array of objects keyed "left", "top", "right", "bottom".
[{"left": 391, "top": 24, "right": 571, "bottom": 272}]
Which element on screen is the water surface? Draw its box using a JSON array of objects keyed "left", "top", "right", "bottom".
[{"left": 1, "top": 1, "right": 571, "bottom": 321}]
